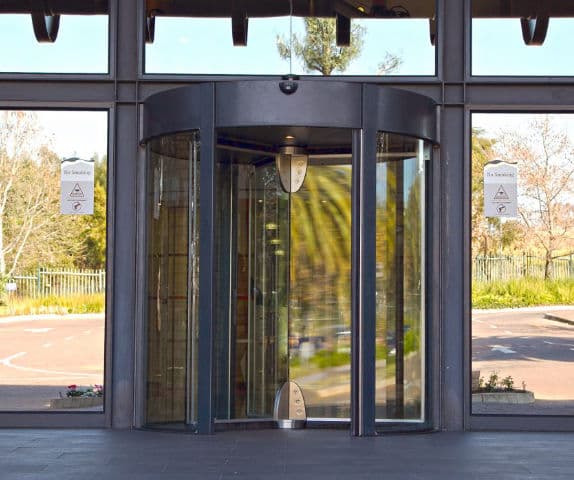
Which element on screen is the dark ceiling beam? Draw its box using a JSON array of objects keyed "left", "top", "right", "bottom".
[
  {"left": 472, "top": 1, "right": 574, "bottom": 18},
  {"left": 3, "top": 0, "right": 572, "bottom": 20}
]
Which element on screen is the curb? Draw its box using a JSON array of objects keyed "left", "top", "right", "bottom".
[
  {"left": 543, "top": 313, "right": 574, "bottom": 326},
  {"left": 473, "top": 305, "right": 574, "bottom": 314}
]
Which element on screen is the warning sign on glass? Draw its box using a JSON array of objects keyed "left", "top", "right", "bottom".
[
  {"left": 61, "top": 158, "right": 94, "bottom": 215},
  {"left": 484, "top": 160, "right": 518, "bottom": 218}
]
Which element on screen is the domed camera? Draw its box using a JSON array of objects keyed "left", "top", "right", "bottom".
[{"left": 279, "top": 74, "right": 299, "bottom": 95}]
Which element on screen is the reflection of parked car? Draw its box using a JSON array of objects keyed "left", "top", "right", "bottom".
[
  {"left": 386, "top": 325, "right": 411, "bottom": 344},
  {"left": 288, "top": 335, "right": 325, "bottom": 351}
]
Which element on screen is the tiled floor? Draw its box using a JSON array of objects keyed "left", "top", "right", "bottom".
[{"left": 1, "top": 429, "right": 573, "bottom": 479}]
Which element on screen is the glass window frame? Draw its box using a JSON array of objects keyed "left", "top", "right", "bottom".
[
  {"left": 467, "top": 108, "right": 574, "bottom": 426},
  {"left": 0, "top": 106, "right": 112, "bottom": 426},
  {"left": 139, "top": 0, "right": 440, "bottom": 81},
  {"left": 467, "top": 0, "right": 574, "bottom": 81},
  {"left": 0, "top": 7, "right": 113, "bottom": 79}
]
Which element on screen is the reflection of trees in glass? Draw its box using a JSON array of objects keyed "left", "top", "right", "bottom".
[
  {"left": 277, "top": 18, "right": 364, "bottom": 75},
  {"left": 375, "top": 137, "right": 425, "bottom": 419},
  {"left": 290, "top": 165, "right": 352, "bottom": 335},
  {"left": 277, "top": 17, "right": 402, "bottom": 76}
]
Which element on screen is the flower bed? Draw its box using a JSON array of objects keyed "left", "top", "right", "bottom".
[
  {"left": 50, "top": 384, "right": 103, "bottom": 409},
  {"left": 471, "top": 372, "right": 535, "bottom": 404}
]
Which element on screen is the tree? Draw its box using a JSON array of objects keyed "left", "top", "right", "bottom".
[
  {"left": 471, "top": 128, "right": 523, "bottom": 257},
  {"left": 0, "top": 112, "right": 67, "bottom": 278},
  {"left": 78, "top": 155, "right": 107, "bottom": 269},
  {"left": 496, "top": 116, "right": 574, "bottom": 278},
  {"left": 277, "top": 17, "right": 365, "bottom": 75},
  {"left": 377, "top": 52, "right": 403, "bottom": 75},
  {"left": 0, "top": 111, "right": 101, "bottom": 284}
]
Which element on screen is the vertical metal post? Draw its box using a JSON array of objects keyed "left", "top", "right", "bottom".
[
  {"left": 36, "top": 267, "right": 42, "bottom": 297},
  {"left": 395, "top": 162, "right": 405, "bottom": 418},
  {"left": 351, "top": 88, "right": 376, "bottom": 435},
  {"left": 197, "top": 83, "right": 216, "bottom": 434},
  {"left": 440, "top": 0, "right": 467, "bottom": 432}
]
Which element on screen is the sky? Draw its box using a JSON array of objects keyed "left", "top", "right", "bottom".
[
  {"left": 32, "top": 111, "right": 109, "bottom": 161},
  {"left": 473, "top": 114, "right": 574, "bottom": 142},
  {"left": 1, "top": 12, "right": 574, "bottom": 158}
]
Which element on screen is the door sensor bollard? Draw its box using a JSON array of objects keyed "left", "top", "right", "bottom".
[{"left": 274, "top": 381, "right": 307, "bottom": 429}]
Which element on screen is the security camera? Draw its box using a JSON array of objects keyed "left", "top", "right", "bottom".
[{"left": 279, "top": 74, "right": 299, "bottom": 95}]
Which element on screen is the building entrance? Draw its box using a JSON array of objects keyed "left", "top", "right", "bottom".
[{"left": 142, "top": 81, "right": 437, "bottom": 434}]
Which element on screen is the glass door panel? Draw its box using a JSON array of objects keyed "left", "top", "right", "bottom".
[
  {"left": 290, "top": 162, "right": 352, "bottom": 419},
  {"left": 145, "top": 131, "right": 200, "bottom": 425},
  {"left": 248, "top": 164, "right": 290, "bottom": 417},
  {"left": 375, "top": 132, "right": 427, "bottom": 422},
  {"left": 214, "top": 146, "right": 289, "bottom": 420}
]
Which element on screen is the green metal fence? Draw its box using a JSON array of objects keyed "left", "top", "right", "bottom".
[
  {"left": 11, "top": 267, "right": 106, "bottom": 298},
  {"left": 473, "top": 254, "right": 574, "bottom": 282}
]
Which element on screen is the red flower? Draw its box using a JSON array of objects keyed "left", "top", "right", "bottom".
[{"left": 67, "top": 384, "right": 77, "bottom": 390}]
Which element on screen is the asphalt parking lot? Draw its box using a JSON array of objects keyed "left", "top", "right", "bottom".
[
  {"left": 473, "top": 307, "right": 574, "bottom": 414},
  {"left": 0, "top": 314, "right": 104, "bottom": 410}
]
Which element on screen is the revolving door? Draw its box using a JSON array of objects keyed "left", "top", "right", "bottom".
[{"left": 142, "top": 81, "right": 437, "bottom": 435}]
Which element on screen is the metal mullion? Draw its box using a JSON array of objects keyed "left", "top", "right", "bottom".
[
  {"left": 351, "top": 97, "right": 377, "bottom": 436},
  {"left": 197, "top": 83, "right": 216, "bottom": 434}
]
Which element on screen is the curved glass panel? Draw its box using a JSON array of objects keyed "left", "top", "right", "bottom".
[
  {"left": 375, "top": 132, "right": 427, "bottom": 422},
  {"left": 145, "top": 131, "right": 200, "bottom": 425}
]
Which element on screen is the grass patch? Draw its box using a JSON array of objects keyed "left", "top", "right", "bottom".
[
  {"left": 310, "top": 350, "right": 350, "bottom": 369},
  {"left": 0, "top": 293, "right": 105, "bottom": 316},
  {"left": 473, "top": 278, "right": 574, "bottom": 309}
]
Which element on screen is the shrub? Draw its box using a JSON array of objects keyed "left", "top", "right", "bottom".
[
  {"left": 1, "top": 293, "right": 105, "bottom": 316},
  {"left": 473, "top": 278, "right": 574, "bottom": 309}
]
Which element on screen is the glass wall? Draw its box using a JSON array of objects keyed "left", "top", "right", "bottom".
[
  {"left": 145, "top": 132, "right": 200, "bottom": 425},
  {"left": 0, "top": 110, "right": 108, "bottom": 411},
  {"left": 472, "top": 1, "right": 574, "bottom": 76},
  {"left": 471, "top": 113, "right": 574, "bottom": 415},
  {"left": 145, "top": 1, "right": 435, "bottom": 76},
  {"left": 0, "top": 9, "right": 109, "bottom": 74},
  {"left": 376, "top": 132, "right": 426, "bottom": 421}
]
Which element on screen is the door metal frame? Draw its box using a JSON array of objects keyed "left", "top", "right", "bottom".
[{"left": 141, "top": 80, "right": 438, "bottom": 435}]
